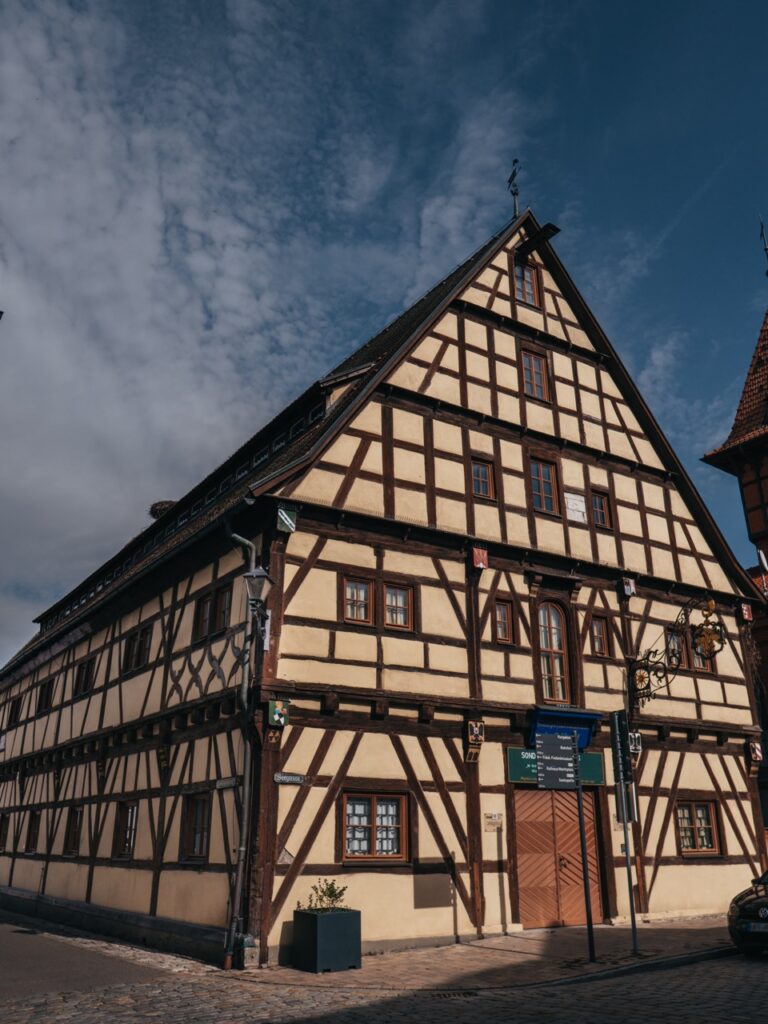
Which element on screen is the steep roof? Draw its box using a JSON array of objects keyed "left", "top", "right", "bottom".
[
  {"left": 704, "top": 309, "right": 768, "bottom": 470},
  {"left": 1, "top": 214, "right": 524, "bottom": 678}
]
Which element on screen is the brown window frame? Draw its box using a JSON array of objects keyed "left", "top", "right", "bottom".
[
  {"left": 383, "top": 583, "right": 413, "bottom": 631},
  {"left": 471, "top": 458, "right": 496, "bottom": 501},
  {"left": 343, "top": 578, "right": 373, "bottom": 625},
  {"left": 537, "top": 601, "right": 571, "bottom": 704},
  {"left": 63, "top": 805, "right": 83, "bottom": 857},
  {"left": 193, "top": 583, "right": 232, "bottom": 643},
  {"left": 25, "top": 810, "right": 41, "bottom": 854},
  {"left": 7, "top": 696, "right": 22, "bottom": 729},
  {"left": 675, "top": 800, "right": 721, "bottom": 856},
  {"left": 112, "top": 800, "right": 139, "bottom": 860},
  {"left": 122, "top": 624, "right": 153, "bottom": 674},
  {"left": 530, "top": 458, "right": 560, "bottom": 515},
  {"left": 180, "top": 793, "right": 211, "bottom": 863},
  {"left": 342, "top": 792, "right": 408, "bottom": 862},
  {"left": 0, "top": 813, "right": 9, "bottom": 853},
  {"left": 513, "top": 261, "right": 539, "bottom": 307},
  {"left": 591, "top": 491, "right": 612, "bottom": 530},
  {"left": 590, "top": 615, "right": 610, "bottom": 658},
  {"left": 73, "top": 658, "right": 95, "bottom": 698},
  {"left": 521, "top": 350, "right": 549, "bottom": 402},
  {"left": 36, "top": 678, "right": 54, "bottom": 717},
  {"left": 665, "top": 628, "right": 689, "bottom": 670},
  {"left": 494, "top": 600, "right": 514, "bottom": 644}
]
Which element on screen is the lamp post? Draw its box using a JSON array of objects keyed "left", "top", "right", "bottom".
[{"left": 223, "top": 548, "right": 273, "bottom": 971}]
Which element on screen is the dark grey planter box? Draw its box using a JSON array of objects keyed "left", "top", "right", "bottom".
[{"left": 292, "top": 909, "right": 361, "bottom": 972}]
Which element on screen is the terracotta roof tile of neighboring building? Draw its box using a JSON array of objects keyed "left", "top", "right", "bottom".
[{"left": 704, "top": 309, "right": 768, "bottom": 466}]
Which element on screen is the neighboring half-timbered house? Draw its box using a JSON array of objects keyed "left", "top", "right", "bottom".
[{"left": 1, "top": 209, "right": 764, "bottom": 965}]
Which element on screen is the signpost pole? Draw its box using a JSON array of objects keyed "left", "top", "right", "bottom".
[
  {"left": 573, "top": 732, "right": 596, "bottom": 963},
  {"left": 611, "top": 711, "right": 639, "bottom": 955}
]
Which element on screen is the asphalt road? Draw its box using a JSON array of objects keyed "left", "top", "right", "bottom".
[{"left": 0, "top": 911, "right": 164, "bottom": 1000}]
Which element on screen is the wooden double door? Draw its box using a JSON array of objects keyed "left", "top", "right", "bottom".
[{"left": 514, "top": 788, "right": 603, "bottom": 928}]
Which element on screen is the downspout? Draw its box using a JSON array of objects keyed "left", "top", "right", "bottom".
[{"left": 223, "top": 529, "right": 257, "bottom": 970}]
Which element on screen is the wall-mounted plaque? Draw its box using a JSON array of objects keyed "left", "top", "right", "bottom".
[{"left": 564, "top": 492, "right": 588, "bottom": 524}]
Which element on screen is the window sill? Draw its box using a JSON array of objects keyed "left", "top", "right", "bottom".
[
  {"left": 472, "top": 495, "right": 498, "bottom": 506},
  {"left": 533, "top": 509, "right": 562, "bottom": 520},
  {"left": 523, "top": 394, "right": 552, "bottom": 408}
]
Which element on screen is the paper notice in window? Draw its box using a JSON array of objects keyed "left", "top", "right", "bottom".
[{"left": 564, "top": 491, "right": 587, "bottom": 524}]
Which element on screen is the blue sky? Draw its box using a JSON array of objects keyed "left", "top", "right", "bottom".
[{"left": 2, "top": 0, "right": 768, "bottom": 663}]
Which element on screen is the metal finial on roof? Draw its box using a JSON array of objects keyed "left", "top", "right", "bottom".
[
  {"left": 507, "top": 159, "right": 521, "bottom": 218},
  {"left": 760, "top": 216, "right": 768, "bottom": 277}
]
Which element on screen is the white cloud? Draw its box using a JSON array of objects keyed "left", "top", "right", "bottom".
[{"left": 0, "top": 0, "right": 545, "bottom": 663}]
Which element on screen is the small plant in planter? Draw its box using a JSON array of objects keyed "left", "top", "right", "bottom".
[{"left": 293, "top": 879, "right": 361, "bottom": 973}]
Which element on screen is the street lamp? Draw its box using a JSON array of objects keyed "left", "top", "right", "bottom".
[{"left": 242, "top": 567, "right": 273, "bottom": 613}]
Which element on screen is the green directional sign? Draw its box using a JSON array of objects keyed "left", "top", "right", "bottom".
[
  {"left": 507, "top": 746, "right": 605, "bottom": 786},
  {"left": 277, "top": 505, "right": 297, "bottom": 533}
]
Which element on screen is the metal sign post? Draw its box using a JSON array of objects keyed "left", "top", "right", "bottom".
[
  {"left": 534, "top": 730, "right": 596, "bottom": 963},
  {"left": 610, "top": 710, "right": 639, "bottom": 956}
]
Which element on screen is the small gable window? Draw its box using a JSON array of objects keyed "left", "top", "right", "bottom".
[
  {"left": 514, "top": 262, "right": 538, "bottom": 306},
  {"left": 344, "top": 579, "right": 372, "bottom": 625},
  {"left": 522, "top": 350, "right": 549, "bottom": 401},
  {"left": 471, "top": 459, "right": 495, "bottom": 500},
  {"left": 591, "top": 491, "right": 612, "bottom": 529},
  {"left": 494, "top": 600, "right": 514, "bottom": 644},
  {"left": 591, "top": 616, "right": 609, "bottom": 657},
  {"left": 530, "top": 459, "right": 559, "bottom": 515}
]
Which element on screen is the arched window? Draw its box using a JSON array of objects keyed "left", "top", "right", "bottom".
[{"left": 538, "top": 603, "right": 569, "bottom": 702}]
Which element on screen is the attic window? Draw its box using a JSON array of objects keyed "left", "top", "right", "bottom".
[
  {"left": 253, "top": 448, "right": 269, "bottom": 467},
  {"left": 289, "top": 419, "right": 304, "bottom": 439},
  {"left": 235, "top": 462, "right": 249, "bottom": 480},
  {"left": 514, "top": 262, "right": 539, "bottom": 307},
  {"left": 272, "top": 434, "right": 286, "bottom": 452},
  {"left": 308, "top": 403, "right": 324, "bottom": 424}
]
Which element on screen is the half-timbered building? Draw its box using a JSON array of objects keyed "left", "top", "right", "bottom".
[{"left": 1, "top": 209, "right": 764, "bottom": 966}]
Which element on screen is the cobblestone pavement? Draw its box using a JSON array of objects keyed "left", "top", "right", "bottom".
[{"left": 2, "top": 955, "right": 767, "bottom": 1024}]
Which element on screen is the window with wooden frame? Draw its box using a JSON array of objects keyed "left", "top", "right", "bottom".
[
  {"left": 530, "top": 458, "right": 559, "bottom": 515},
  {"left": 471, "top": 459, "right": 496, "bottom": 500},
  {"left": 73, "top": 658, "right": 95, "bottom": 698},
  {"left": 0, "top": 813, "right": 9, "bottom": 852},
  {"left": 676, "top": 801, "right": 720, "bottom": 854},
  {"left": 193, "top": 584, "right": 232, "bottom": 642},
  {"left": 665, "top": 628, "right": 689, "bottom": 670},
  {"left": 691, "top": 645, "right": 715, "bottom": 673},
  {"left": 514, "top": 261, "right": 538, "bottom": 306},
  {"left": 343, "top": 793, "right": 407, "bottom": 861},
  {"left": 344, "top": 578, "right": 373, "bottom": 624},
  {"left": 25, "top": 810, "right": 41, "bottom": 854},
  {"left": 591, "top": 491, "right": 612, "bottom": 529},
  {"left": 522, "top": 350, "right": 549, "bottom": 401},
  {"left": 7, "top": 696, "right": 22, "bottom": 729},
  {"left": 384, "top": 584, "right": 413, "bottom": 631},
  {"left": 123, "top": 624, "right": 152, "bottom": 674},
  {"left": 36, "top": 678, "right": 54, "bottom": 716},
  {"left": 180, "top": 793, "right": 211, "bottom": 862},
  {"left": 494, "top": 600, "right": 514, "bottom": 644},
  {"left": 113, "top": 801, "right": 138, "bottom": 860},
  {"left": 538, "top": 602, "right": 570, "bottom": 702},
  {"left": 63, "top": 805, "right": 83, "bottom": 857},
  {"left": 590, "top": 616, "right": 610, "bottom": 657}
]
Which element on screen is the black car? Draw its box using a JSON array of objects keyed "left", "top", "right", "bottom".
[{"left": 728, "top": 873, "right": 768, "bottom": 955}]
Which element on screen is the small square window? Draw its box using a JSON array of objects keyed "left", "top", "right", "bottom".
[
  {"left": 514, "top": 262, "right": 538, "bottom": 306},
  {"left": 591, "top": 616, "right": 609, "bottom": 657},
  {"left": 530, "top": 459, "right": 559, "bottom": 515},
  {"left": 181, "top": 794, "right": 210, "bottom": 862},
  {"left": 8, "top": 696, "right": 22, "bottom": 729},
  {"left": 73, "top": 658, "right": 95, "bottom": 698},
  {"left": 36, "top": 679, "right": 54, "bottom": 716},
  {"left": 592, "top": 492, "right": 612, "bottom": 529},
  {"left": 495, "top": 600, "right": 513, "bottom": 644},
  {"left": 113, "top": 801, "right": 138, "bottom": 859},
  {"left": 384, "top": 584, "right": 412, "bottom": 630},
  {"left": 26, "top": 810, "right": 41, "bottom": 854},
  {"left": 344, "top": 579, "right": 372, "bottom": 624},
  {"left": 343, "top": 793, "right": 407, "bottom": 861},
  {"left": 471, "top": 460, "right": 495, "bottom": 500},
  {"left": 676, "top": 801, "right": 719, "bottom": 854},
  {"left": 63, "top": 805, "right": 83, "bottom": 857},
  {"left": 522, "top": 351, "right": 549, "bottom": 401}
]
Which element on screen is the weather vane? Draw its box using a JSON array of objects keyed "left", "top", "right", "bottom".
[
  {"left": 507, "top": 159, "right": 521, "bottom": 218},
  {"left": 760, "top": 216, "right": 768, "bottom": 277}
]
